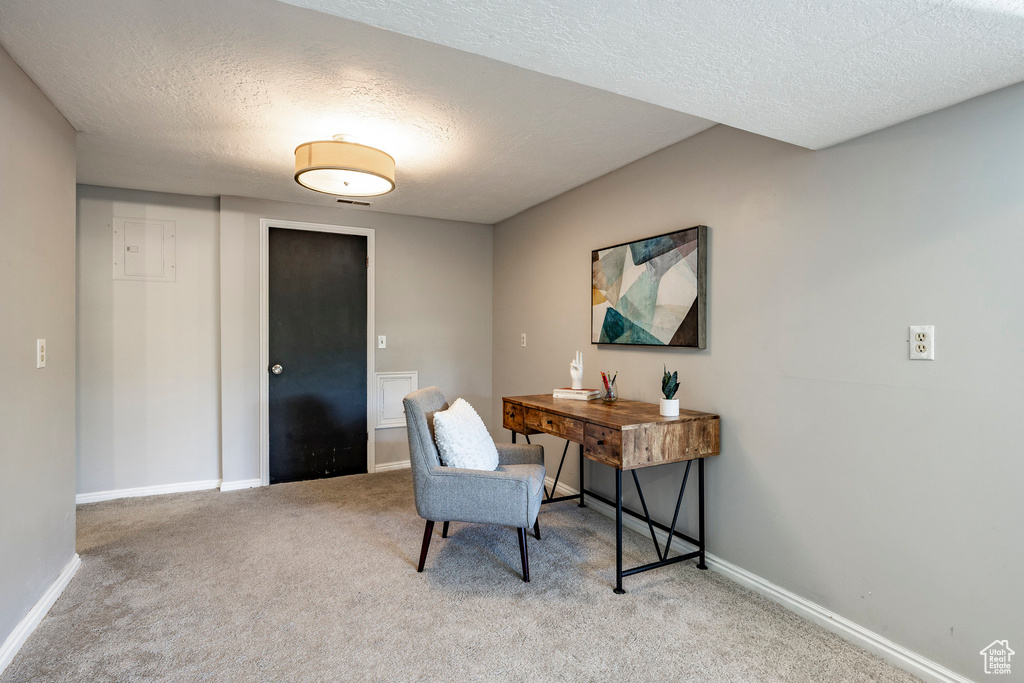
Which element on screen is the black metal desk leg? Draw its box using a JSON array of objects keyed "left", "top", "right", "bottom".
[
  {"left": 614, "top": 468, "right": 625, "bottom": 594},
  {"left": 697, "top": 458, "right": 707, "bottom": 570},
  {"left": 578, "top": 443, "right": 586, "bottom": 507}
]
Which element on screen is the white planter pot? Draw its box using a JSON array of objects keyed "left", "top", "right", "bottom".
[{"left": 660, "top": 398, "right": 679, "bottom": 417}]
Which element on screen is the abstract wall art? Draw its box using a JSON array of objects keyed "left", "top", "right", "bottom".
[{"left": 592, "top": 225, "right": 707, "bottom": 348}]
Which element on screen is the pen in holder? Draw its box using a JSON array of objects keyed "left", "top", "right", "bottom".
[{"left": 600, "top": 371, "right": 618, "bottom": 404}]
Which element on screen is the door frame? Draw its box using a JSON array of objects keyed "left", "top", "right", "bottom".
[{"left": 259, "top": 218, "right": 376, "bottom": 486}]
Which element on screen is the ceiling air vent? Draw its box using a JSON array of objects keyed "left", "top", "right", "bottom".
[{"left": 337, "top": 198, "right": 372, "bottom": 206}]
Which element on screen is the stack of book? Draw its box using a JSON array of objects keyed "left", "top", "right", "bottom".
[{"left": 553, "top": 387, "right": 600, "bottom": 400}]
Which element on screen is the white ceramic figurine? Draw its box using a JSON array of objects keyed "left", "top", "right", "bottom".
[{"left": 569, "top": 351, "right": 584, "bottom": 390}]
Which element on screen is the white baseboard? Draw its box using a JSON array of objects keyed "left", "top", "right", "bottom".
[
  {"left": 545, "top": 476, "right": 971, "bottom": 683},
  {"left": 219, "top": 478, "right": 262, "bottom": 492},
  {"left": 79, "top": 466, "right": 413, "bottom": 501},
  {"left": 374, "top": 460, "right": 411, "bottom": 473},
  {"left": 76, "top": 478, "right": 222, "bottom": 504},
  {"left": 0, "top": 554, "right": 81, "bottom": 676}
]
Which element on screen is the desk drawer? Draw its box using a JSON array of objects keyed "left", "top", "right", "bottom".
[
  {"left": 584, "top": 424, "right": 622, "bottom": 468},
  {"left": 525, "top": 409, "right": 584, "bottom": 442},
  {"left": 502, "top": 401, "right": 525, "bottom": 432}
]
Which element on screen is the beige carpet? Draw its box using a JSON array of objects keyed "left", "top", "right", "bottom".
[{"left": 3, "top": 470, "right": 919, "bottom": 682}]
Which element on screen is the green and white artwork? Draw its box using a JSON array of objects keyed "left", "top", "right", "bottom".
[{"left": 592, "top": 226, "right": 707, "bottom": 348}]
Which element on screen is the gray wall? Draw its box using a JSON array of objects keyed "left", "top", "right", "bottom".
[
  {"left": 220, "top": 197, "right": 493, "bottom": 483},
  {"left": 493, "top": 82, "right": 1024, "bottom": 678},
  {"left": 0, "top": 48, "right": 77, "bottom": 644},
  {"left": 76, "top": 186, "right": 221, "bottom": 494},
  {"left": 73, "top": 190, "right": 492, "bottom": 490}
]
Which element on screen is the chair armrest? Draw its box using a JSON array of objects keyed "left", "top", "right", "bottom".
[{"left": 495, "top": 442, "right": 544, "bottom": 467}]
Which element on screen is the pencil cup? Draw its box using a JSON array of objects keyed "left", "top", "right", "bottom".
[{"left": 602, "top": 377, "right": 617, "bottom": 404}]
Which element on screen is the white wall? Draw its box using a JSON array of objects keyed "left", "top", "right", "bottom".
[
  {"left": 219, "top": 197, "right": 493, "bottom": 484},
  {"left": 76, "top": 186, "right": 221, "bottom": 495},
  {"left": 492, "top": 82, "right": 1024, "bottom": 679},
  {"left": 0, "top": 47, "right": 77, "bottom": 652}
]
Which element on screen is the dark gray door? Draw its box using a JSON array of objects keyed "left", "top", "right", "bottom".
[{"left": 268, "top": 227, "right": 367, "bottom": 484}]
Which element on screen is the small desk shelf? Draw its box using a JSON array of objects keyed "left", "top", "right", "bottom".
[{"left": 502, "top": 395, "right": 721, "bottom": 593}]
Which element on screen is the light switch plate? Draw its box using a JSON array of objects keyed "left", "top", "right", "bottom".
[
  {"left": 377, "top": 335, "right": 387, "bottom": 349},
  {"left": 909, "top": 325, "right": 934, "bottom": 360}
]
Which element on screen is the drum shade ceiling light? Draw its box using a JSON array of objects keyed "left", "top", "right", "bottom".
[{"left": 294, "top": 135, "right": 396, "bottom": 197}]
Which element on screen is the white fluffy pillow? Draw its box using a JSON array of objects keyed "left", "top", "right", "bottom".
[{"left": 432, "top": 398, "right": 499, "bottom": 471}]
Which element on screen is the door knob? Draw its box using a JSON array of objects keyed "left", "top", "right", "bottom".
[{"left": 270, "top": 364, "right": 283, "bottom": 375}]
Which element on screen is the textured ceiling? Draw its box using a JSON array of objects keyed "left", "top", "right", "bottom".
[
  {"left": 0, "top": 0, "right": 712, "bottom": 224},
  {"left": 3, "top": 1, "right": 1021, "bottom": 223},
  {"left": 282, "top": 0, "right": 1024, "bottom": 150}
]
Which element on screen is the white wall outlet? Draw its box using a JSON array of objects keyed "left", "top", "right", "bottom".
[
  {"left": 909, "top": 325, "right": 934, "bottom": 360},
  {"left": 36, "top": 339, "right": 46, "bottom": 368},
  {"left": 377, "top": 335, "right": 387, "bottom": 349},
  {"left": 521, "top": 333, "right": 527, "bottom": 347}
]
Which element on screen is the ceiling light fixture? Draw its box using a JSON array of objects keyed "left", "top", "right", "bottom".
[{"left": 294, "top": 135, "right": 395, "bottom": 197}]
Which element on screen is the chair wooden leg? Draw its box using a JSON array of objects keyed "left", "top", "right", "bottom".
[
  {"left": 533, "top": 518, "right": 541, "bottom": 540},
  {"left": 516, "top": 528, "right": 530, "bottom": 582},
  {"left": 441, "top": 521, "right": 449, "bottom": 538},
  {"left": 417, "top": 520, "right": 434, "bottom": 572}
]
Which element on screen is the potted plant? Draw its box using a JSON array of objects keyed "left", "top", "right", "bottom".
[{"left": 660, "top": 366, "right": 679, "bottom": 417}]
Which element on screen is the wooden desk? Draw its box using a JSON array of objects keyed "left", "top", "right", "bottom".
[{"left": 502, "top": 395, "right": 720, "bottom": 593}]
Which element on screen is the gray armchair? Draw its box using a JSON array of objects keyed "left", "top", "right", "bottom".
[{"left": 403, "top": 387, "right": 545, "bottom": 581}]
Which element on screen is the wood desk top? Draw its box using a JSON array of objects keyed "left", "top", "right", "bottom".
[
  {"left": 502, "top": 395, "right": 720, "bottom": 469},
  {"left": 502, "top": 394, "right": 718, "bottom": 431}
]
